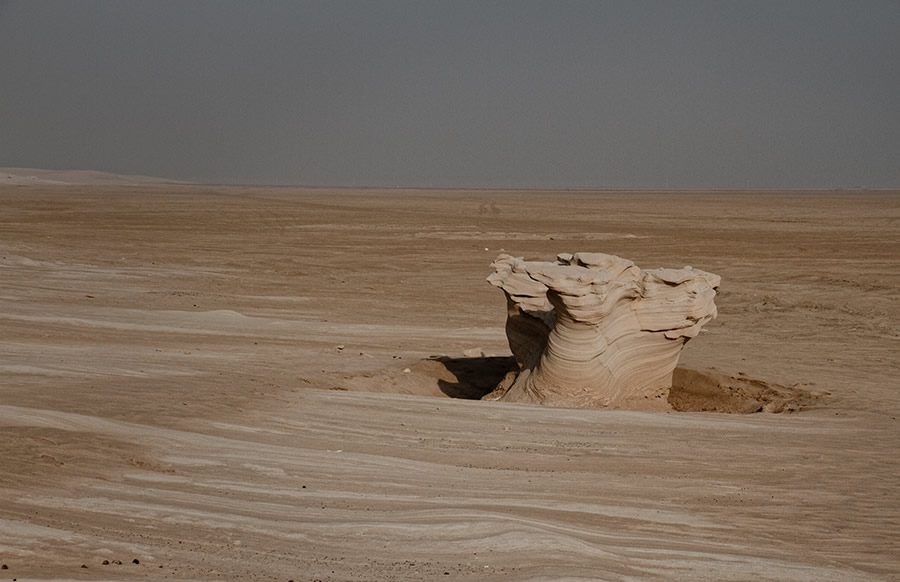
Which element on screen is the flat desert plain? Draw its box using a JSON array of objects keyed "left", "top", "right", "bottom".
[{"left": 1, "top": 185, "right": 898, "bottom": 581}]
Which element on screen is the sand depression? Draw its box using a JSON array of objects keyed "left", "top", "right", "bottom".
[{"left": 345, "top": 250, "right": 819, "bottom": 414}]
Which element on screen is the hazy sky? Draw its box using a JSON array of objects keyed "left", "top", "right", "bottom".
[{"left": 1, "top": 1, "right": 898, "bottom": 188}]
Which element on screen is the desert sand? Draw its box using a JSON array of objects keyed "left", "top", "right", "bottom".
[
  {"left": 0, "top": 183, "right": 898, "bottom": 581},
  {"left": 0, "top": 168, "right": 185, "bottom": 186}
]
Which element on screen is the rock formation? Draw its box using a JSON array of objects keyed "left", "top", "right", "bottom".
[{"left": 486, "top": 252, "right": 720, "bottom": 409}]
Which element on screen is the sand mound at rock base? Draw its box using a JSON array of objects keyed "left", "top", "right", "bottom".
[
  {"left": 668, "top": 367, "right": 827, "bottom": 413},
  {"left": 337, "top": 356, "right": 827, "bottom": 414}
]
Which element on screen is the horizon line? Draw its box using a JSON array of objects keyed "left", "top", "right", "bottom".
[{"left": 3, "top": 167, "right": 898, "bottom": 192}]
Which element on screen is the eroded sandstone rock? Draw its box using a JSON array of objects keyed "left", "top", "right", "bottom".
[{"left": 486, "top": 252, "right": 720, "bottom": 408}]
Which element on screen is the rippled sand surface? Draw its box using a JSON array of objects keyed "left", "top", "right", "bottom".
[{"left": 1, "top": 185, "right": 898, "bottom": 580}]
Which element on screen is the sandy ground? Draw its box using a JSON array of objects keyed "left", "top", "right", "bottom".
[
  {"left": 0, "top": 184, "right": 898, "bottom": 581},
  {"left": 1, "top": 168, "right": 185, "bottom": 186}
]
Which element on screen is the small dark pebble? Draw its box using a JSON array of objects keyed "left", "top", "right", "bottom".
[
  {"left": 0, "top": 564, "right": 7, "bottom": 569},
  {"left": 102, "top": 560, "right": 109, "bottom": 565},
  {"left": 133, "top": 559, "right": 140, "bottom": 564},
  {"left": 81, "top": 564, "right": 88, "bottom": 569}
]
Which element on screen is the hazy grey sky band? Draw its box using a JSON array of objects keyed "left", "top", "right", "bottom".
[{"left": 1, "top": 1, "right": 898, "bottom": 188}]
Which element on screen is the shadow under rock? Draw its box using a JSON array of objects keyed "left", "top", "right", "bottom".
[
  {"left": 433, "top": 356, "right": 516, "bottom": 399},
  {"left": 431, "top": 357, "right": 826, "bottom": 413}
]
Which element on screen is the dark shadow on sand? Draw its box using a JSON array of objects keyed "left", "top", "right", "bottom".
[{"left": 432, "top": 356, "right": 516, "bottom": 399}]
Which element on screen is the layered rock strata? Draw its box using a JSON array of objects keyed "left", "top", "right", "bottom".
[{"left": 486, "top": 252, "right": 720, "bottom": 408}]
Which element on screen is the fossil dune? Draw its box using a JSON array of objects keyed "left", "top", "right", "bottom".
[{"left": 486, "top": 252, "right": 720, "bottom": 408}]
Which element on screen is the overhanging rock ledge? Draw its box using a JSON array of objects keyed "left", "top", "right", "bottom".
[{"left": 486, "top": 252, "right": 720, "bottom": 409}]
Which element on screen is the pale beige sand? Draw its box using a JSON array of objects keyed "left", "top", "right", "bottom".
[
  {"left": 0, "top": 167, "right": 186, "bottom": 186},
  {"left": 0, "top": 185, "right": 898, "bottom": 580}
]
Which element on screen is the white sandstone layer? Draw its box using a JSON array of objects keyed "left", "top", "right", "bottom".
[{"left": 486, "top": 252, "right": 720, "bottom": 409}]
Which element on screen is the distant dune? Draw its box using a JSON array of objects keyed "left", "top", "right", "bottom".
[{"left": 0, "top": 167, "right": 187, "bottom": 186}]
